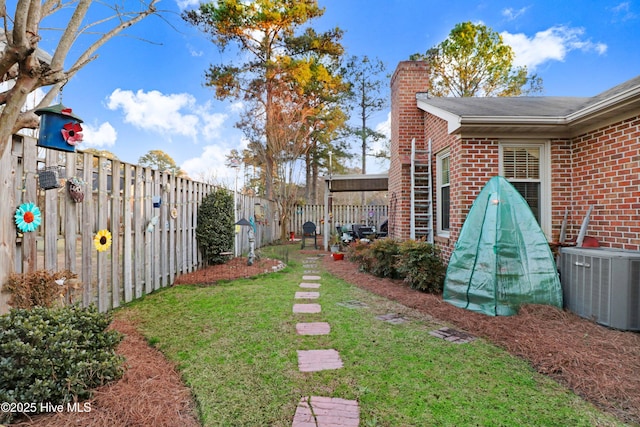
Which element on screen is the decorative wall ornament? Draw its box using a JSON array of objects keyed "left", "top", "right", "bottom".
[
  {"left": 34, "top": 104, "right": 84, "bottom": 152},
  {"left": 67, "top": 177, "right": 85, "bottom": 202},
  {"left": 15, "top": 202, "right": 42, "bottom": 233},
  {"left": 38, "top": 166, "right": 64, "bottom": 190},
  {"left": 94, "top": 229, "right": 112, "bottom": 252}
]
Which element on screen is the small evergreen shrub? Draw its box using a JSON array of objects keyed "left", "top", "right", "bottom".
[
  {"left": 369, "top": 238, "right": 402, "bottom": 279},
  {"left": 196, "top": 187, "right": 234, "bottom": 264},
  {"left": 346, "top": 240, "right": 373, "bottom": 273},
  {"left": 397, "top": 240, "right": 446, "bottom": 293},
  {"left": 0, "top": 305, "right": 124, "bottom": 422}
]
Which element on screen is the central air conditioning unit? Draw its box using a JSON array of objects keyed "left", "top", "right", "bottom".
[{"left": 559, "top": 247, "right": 640, "bottom": 331}]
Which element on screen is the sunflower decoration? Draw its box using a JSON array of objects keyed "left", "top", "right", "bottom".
[
  {"left": 94, "top": 229, "right": 112, "bottom": 252},
  {"left": 15, "top": 202, "right": 42, "bottom": 233}
]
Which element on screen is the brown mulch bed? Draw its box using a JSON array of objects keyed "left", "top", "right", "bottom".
[
  {"left": 174, "top": 256, "right": 284, "bottom": 284},
  {"left": 13, "top": 316, "right": 201, "bottom": 427},
  {"left": 322, "top": 253, "right": 640, "bottom": 426}
]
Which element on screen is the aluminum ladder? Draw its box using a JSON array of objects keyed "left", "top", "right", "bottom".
[{"left": 410, "top": 138, "right": 434, "bottom": 243}]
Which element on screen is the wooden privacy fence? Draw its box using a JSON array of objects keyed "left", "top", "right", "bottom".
[
  {"left": 288, "top": 204, "right": 388, "bottom": 237},
  {"left": 2, "top": 134, "right": 279, "bottom": 313}
]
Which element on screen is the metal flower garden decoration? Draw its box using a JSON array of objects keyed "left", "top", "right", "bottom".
[
  {"left": 61, "top": 122, "right": 84, "bottom": 146},
  {"left": 15, "top": 202, "right": 42, "bottom": 233},
  {"left": 94, "top": 229, "right": 113, "bottom": 252}
]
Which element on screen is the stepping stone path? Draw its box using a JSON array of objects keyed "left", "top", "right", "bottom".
[
  {"left": 376, "top": 313, "right": 409, "bottom": 324},
  {"left": 297, "top": 349, "right": 343, "bottom": 372},
  {"left": 296, "top": 322, "right": 331, "bottom": 335},
  {"left": 300, "top": 282, "right": 321, "bottom": 289},
  {"left": 336, "top": 300, "right": 369, "bottom": 309},
  {"left": 429, "top": 327, "right": 477, "bottom": 344},
  {"left": 292, "top": 256, "right": 360, "bottom": 426},
  {"left": 293, "top": 303, "right": 321, "bottom": 314},
  {"left": 295, "top": 291, "right": 320, "bottom": 299},
  {"left": 292, "top": 396, "right": 359, "bottom": 427}
]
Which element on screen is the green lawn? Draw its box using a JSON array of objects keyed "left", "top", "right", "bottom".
[{"left": 118, "top": 245, "right": 625, "bottom": 426}]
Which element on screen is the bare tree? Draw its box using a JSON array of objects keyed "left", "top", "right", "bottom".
[{"left": 0, "top": 0, "right": 159, "bottom": 309}]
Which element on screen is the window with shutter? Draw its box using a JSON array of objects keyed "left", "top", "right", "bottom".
[
  {"left": 499, "top": 144, "right": 549, "bottom": 232},
  {"left": 437, "top": 150, "right": 450, "bottom": 235}
]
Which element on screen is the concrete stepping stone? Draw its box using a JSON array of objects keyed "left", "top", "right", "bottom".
[
  {"left": 297, "top": 349, "right": 343, "bottom": 372},
  {"left": 295, "top": 291, "right": 320, "bottom": 299},
  {"left": 336, "top": 300, "right": 368, "bottom": 309},
  {"left": 292, "top": 396, "right": 359, "bottom": 427},
  {"left": 300, "top": 282, "right": 321, "bottom": 289},
  {"left": 376, "top": 313, "right": 409, "bottom": 324},
  {"left": 303, "top": 270, "right": 320, "bottom": 274},
  {"left": 429, "top": 327, "right": 476, "bottom": 344},
  {"left": 293, "top": 303, "right": 321, "bottom": 314},
  {"left": 296, "top": 322, "right": 331, "bottom": 335},
  {"left": 302, "top": 275, "right": 321, "bottom": 281}
]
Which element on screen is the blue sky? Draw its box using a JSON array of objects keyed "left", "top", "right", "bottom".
[{"left": 25, "top": 0, "right": 640, "bottom": 184}]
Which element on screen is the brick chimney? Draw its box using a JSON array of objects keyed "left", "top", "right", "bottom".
[{"left": 388, "top": 61, "right": 430, "bottom": 240}]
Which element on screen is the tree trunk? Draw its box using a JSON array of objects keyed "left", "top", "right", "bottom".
[
  {"left": 304, "top": 150, "right": 311, "bottom": 202},
  {"left": 311, "top": 151, "right": 319, "bottom": 203}
]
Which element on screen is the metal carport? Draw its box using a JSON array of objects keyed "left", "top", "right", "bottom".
[{"left": 322, "top": 173, "right": 388, "bottom": 250}]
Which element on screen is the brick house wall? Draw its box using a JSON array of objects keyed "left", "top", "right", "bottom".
[
  {"left": 389, "top": 61, "right": 429, "bottom": 240},
  {"left": 390, "top": 60, "right": 640, "bottom": 262},
  {"left": 570, "top": 117, "right": 640, "bottom": 250}
]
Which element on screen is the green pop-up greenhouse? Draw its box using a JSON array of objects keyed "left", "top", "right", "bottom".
[{"left": 443, "top": 176, "right": 563, "bottom": 316}]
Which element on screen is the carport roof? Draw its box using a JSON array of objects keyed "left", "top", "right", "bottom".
[{"left": 324, "top": 173, "right": 388, "bottom": 192}]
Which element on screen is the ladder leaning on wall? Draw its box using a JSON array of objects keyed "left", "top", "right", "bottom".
[{"left": 410, "top": 138, "right": 434, "bottom": 243}]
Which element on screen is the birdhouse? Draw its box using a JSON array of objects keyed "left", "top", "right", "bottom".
[{"left": 34, "top": 104, "right": 84, "bottom": 152}]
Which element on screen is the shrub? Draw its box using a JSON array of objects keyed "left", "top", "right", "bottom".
[
  {"left": 397, "top": 240, "right": 446, "bottom": 293},
  {"left": 196, "top": 187, "right": 234, "bottom": 264},
  {"left": 368, "top": 238, "right": 402, "bottom": 279},
  {"left": 3, "top": 270, "right": 80, "bottom": 309},
  {"left": 0, "top": 305, "right": 124, "bottom": 422},
  {"left": 346, "top": 240, "right": 373, "bottom": 273}
]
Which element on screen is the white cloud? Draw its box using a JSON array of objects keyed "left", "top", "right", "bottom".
[
  {"left": 611, "top": 2, "right": 638, "bottom": 21},
  {"left": 81, "top": 122, "right": 118, "bottom": 148},
  {"left": 187, "top": 44, "right": 204, "bottom": 57},
  {"left": 176, "top": 0, "right": 200, "bottom": 11},
  {"left": 193, "top": 102, "right": 227, "bottom": 140},
  {"left": 501, "top": 26, "right": 607, "bottom": 70},
  {"left": 368, "top": 113, "right": 391, "bottom": 174},
  {"left": 502, "top": 6, "right": 530, "bottom": 21},
  {"left": 230, "top": 101, "right": 244, "bottom": 113},
  {"left": 181, "top": 137, "right": 249, "bottom": 181},
  {"left": 107, "top": 89, "right": 200, "bottom": 138},
  {"left": 106, "top": 89, "right": 228, "bottom": 142}
]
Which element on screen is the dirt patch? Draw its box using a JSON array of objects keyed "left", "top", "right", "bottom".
[{"left": 322, "top": 253, "right": 640, "bottom": 425}]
